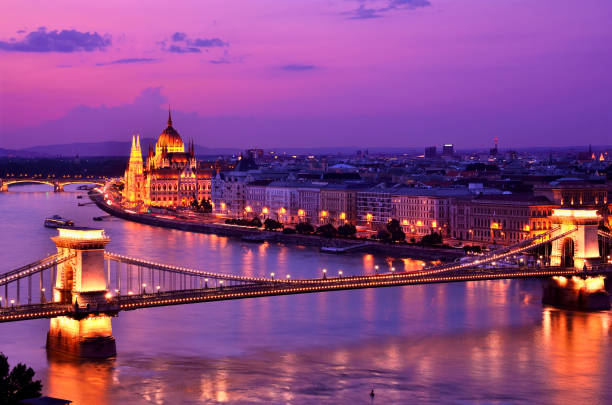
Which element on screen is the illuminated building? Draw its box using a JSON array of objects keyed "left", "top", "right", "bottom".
[
  {"left": 450, "top": 194, "right": 557, "bottom": 246},
  {"left": 321, "top": 184, "right": 363, "bottom": 225},
  {"left": 391, "top": 188, "right": 471, "bottom": 237},
  {"left": 123, "top": 111, "right": 212, "bottom": 209}
]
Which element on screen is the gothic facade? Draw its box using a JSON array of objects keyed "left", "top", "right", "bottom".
[{"left": 123, "top": 112, "right": 212, "bottom": 209}]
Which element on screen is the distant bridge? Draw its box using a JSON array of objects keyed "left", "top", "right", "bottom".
[{"left": 0, "top": 176, "right": 106, "bottom": 192}]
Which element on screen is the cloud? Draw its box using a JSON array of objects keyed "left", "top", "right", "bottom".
[
  {"left": 167, "top": 44, "right": 201, "bottom": 53},
  {"left": 282, "top": 64, "right": 316, "bottom": 71},
  {"left": 162, "top": 32, "right": 228, "bottom": 53},
  {"left": 95, "top": 57, "right": 157, "bottom": 66},
  {"left": 191, "top": 37, "right": 228, "bottom": 47},
  {"left": 171, "top": 32, "right": 187, "bottom": 42},
  {"left": 210, "top": 58, "right": 231, "bottom": 64},
  {"left": 346, "top": 0, "right": 430, "bottom": 20},
  {"left": 0, "top": 27, "right": 111, "bottom": 52},
  {"left": 349, "top": 5, "right": 382, "bottom": 19}
]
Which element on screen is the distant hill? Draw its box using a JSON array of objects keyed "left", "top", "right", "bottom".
[
  {"left": 0, "top": 148, "right": 50, "bottom": 158},
  {"left": 20, "top": 139, "right": 240, "bottom": 157}
]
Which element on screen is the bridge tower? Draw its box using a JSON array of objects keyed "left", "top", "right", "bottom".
[
  {"left": 549, "top": 209, "right": 601, "bottom": 269},
  {"left": 46, "top": 228, "right": 117, "bottom": 358}
]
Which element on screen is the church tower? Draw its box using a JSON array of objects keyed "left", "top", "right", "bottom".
[{"left": 124, "top": 134, "right": 145, "bottom": 205}]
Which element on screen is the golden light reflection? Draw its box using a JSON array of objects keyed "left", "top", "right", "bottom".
[{"left": 45, "top": 352, "right": 115, "bottom": 404}]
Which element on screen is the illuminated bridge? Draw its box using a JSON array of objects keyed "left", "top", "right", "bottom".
[
  {"left": 0, "top": 176, "right": 107, "bottom": 192},
  {"left": 0, "top": 208, "right": 610, "bottom": 358}
]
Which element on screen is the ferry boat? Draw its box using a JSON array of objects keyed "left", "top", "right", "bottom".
[{"left": 44, "top": 215, "right": 74, "bottom": 228}]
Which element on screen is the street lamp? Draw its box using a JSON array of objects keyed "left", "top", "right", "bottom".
[
  {"left": 286, "top": 274, "right": 291, "bottom": 280},
  {"left": 338, "top": 270, "right": 343, "bottom": 278},
  {"left": 270, "top": 273, "right": 275, "bottom": 279},
  {"left": 374, "top": 265, "right": 379, "bottom": 273},
  {"left": 204, "top": 278, "right": 209, "bottom": 288},
  {"left": 322, "top": 269, "right": 327, "bottom": 279}
]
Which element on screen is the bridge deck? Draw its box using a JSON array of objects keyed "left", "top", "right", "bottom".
[{"left": 2, "top": 267, "right": 608, "bottom": 323}]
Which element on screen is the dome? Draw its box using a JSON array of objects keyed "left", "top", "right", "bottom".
[{"left": 156, "top": 110, "right": 184, "bottom": 151}]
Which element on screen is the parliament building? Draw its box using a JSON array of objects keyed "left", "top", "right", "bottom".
[{"left": 123, "top": 111, "right": 212, "bottom": 209}]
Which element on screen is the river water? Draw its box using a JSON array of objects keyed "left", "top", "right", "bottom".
[{"left": 0, "top": 185, "right": 610, "bottom": 404}]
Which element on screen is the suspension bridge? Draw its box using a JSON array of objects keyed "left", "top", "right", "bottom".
[{"left": 0, "top": 208, "right": 610, "bottom": 357}]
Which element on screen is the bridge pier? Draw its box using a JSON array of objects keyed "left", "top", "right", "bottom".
[
  {"left": 542, "top": 275, "right": 610, "bottom": 311},
  {"left": 47, "top": 228, "right": 117, "bottom": 358},
  {"left": 53, "top": 180, "right": 64, "bottom": 192}
]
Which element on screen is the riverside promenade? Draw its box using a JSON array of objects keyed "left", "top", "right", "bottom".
[{"left": 89, "top": 190, "right": 464, "bottom": 261}]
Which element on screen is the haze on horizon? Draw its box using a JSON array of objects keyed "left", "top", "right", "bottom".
[{"left": 0, "top": 0, "right": 611, "bottom": 150}]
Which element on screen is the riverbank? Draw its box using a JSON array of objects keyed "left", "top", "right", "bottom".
[{"left": 89, "top": 191, "right": 464, "bottom": 261}]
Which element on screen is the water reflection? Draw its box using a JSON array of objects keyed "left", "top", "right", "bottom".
[
  {"left": 0, "top": 186, "right": 611, "bottom": 404},
  {"left": 44, "top": 353, "right": 115, "bottom": 405},
  {"left": 105, "top": 309, "right": 609, "bottom": 404}
]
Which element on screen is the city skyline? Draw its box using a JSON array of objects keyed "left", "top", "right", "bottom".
[{"left": 2, "top": 0, "right": 612, "bottom": 149}]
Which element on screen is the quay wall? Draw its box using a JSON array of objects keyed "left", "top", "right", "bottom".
[{"left": 89, "top": 191, "right": 463, "bottom": 261}]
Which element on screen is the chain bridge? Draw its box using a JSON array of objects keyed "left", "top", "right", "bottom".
[{"left": 0, "top": 208, "right": 610, "bottom": 358}]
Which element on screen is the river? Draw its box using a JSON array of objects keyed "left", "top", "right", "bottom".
[{"left": 0, "top": 185, "right": 610, "bottom": 404}]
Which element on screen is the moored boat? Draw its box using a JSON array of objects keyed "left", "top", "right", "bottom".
[{"left": 44, "top": 215, "right": 74, "bottom": 228}]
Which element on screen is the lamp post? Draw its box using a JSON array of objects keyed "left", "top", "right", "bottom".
[
  {"left": 322, "top": 269, "right": 327, "bottom": 279},
  {"left": 374, "top": 265, "right": 379, "bottom": 274},
  {"left": 338, "top": 270, "right": 343, "bottom": 278}
]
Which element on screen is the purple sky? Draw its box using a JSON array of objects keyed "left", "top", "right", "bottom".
[{"left": 1, "top": 0, "right": 611, "bottom": 150}]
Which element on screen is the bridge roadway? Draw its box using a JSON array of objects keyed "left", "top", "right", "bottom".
[{"left": 2, "top": 266, "right": 608, "bottom": 323}]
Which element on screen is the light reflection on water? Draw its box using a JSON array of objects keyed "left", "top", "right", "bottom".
[{"left": 0, "top": 185, "right": 610, "bottom": 404}]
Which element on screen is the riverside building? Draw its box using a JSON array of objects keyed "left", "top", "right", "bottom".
[{"left": 123, "top": 111, "right": 212, "bottom": 209}]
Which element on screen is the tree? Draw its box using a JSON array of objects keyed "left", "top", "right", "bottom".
[
  {"left": 374, "top": 229, "right": 391, "bottom": 242},
  {"left": 337, "top": 223, "right": 357, "bottom": 238},
  {"left": 282, "top": 227, "right": 297, "bottom": 234},
  {"left": 249, "top": 217, "right": 262, "bottom": 227},
  {"left": 199, "top": 198, "right": 213, "bottom": 213},
  {"left": 296, "top": 222, "right": 315, "bottom": 235},
  {"left": 421, "top": 231, "right": 443, "bottom": 245},
  {"left": 190, "top": 193, "right": 199, "bottom": 210},
  {"left": 316, "top": 223, "right": 337, "bottom": 238},
  {"left": 386, "top": 219, "right": 405, "bottom": 243},
  {"left": 264, "top": 218, "right": 284, "bottom": 231},
  {"left": 0, "top": 353, "right": 42, "bottom": 403}
]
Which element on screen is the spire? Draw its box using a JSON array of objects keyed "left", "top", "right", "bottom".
[
  {"left": 136, "top": 134, "right": 141, "bottom": 151},
  {"left": 168, "top": 105, "right": 172, "bottom": 127},
  {"left": 132, "top": 135, "right": 135, "bottom": 149}
]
